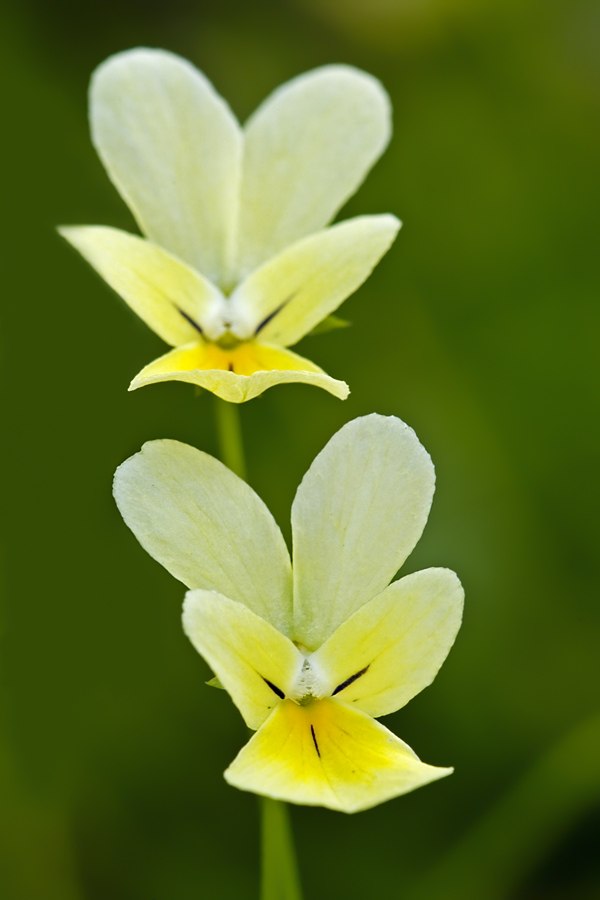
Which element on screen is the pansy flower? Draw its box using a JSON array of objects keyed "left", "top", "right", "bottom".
[
  {"left": 60, "top": 49, "right": 400, "bottom": 402},
  {"left": 114, "top": 415, "right": 463, "bottom": 812}
]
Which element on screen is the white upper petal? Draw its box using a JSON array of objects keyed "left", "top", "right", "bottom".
[
  {"left": 113, "top": 439, "right": 293, "bottom": 634},
  {"left": 90, "top": 48, "right": 242, "bottom": 288},
  {"left": 235, "top": 65, "right": 391, "bottom": 279},
  {"left": 291, "top": 415, "right": 436, "bottom": 649}
]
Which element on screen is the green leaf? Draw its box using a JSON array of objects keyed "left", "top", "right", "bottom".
[{"left": 205, "top": 675, "right": 226, "bottom": 690}]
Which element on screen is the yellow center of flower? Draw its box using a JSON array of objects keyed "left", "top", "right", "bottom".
[
  {"left": 215, "top": 331, "right": 242, "bottom": 351},
  {"left": 150, "top": 339, "right": 320, "bottom": 377}
]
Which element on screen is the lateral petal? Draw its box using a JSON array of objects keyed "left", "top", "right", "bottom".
[
  {"left": 113, "top": 439, "right": 293, "bottom": 634},
  {"left": 229, "top": 215, "right": 400, "bottom": 346},
  {"left": 59, "top": 226, "right": 224, "bottom": 346},
  {"left": 236, "top": 65, "right": 391, "bottom": 278},
  {"left": 183, "top": 591, "right": 304, "bottom": 730},
  {"left": 312, "top": 568, "right": 464, "bottom": 718},
  {"left": 129, "top": 342, "right": 349, "bottom": 402},
  {"left": 291, "top": 415, "right": 435, "bottom": 649},
  {"left": 225, "top": 698, "right": 451, "bottom": 813},
  {"left": 90, "top": 48, "right": 242, "bottom": 287}
]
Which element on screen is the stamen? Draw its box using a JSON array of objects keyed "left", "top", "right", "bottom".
[
  {"left": 332, "top": 665, "right": 370, "bottom": 696},
  {"left": 176, "top": 307, "right": 203, "bottom": 334},
  {"left": 310, "top": 724, "right": 321, "bottom": 757},
  {"left": 262, "top": 677, "right": 285, "bottom": 699}
]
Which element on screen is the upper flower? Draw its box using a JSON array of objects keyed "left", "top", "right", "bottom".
[
  {"left": 114, "top": 414, "right": 464, "bottom": 812},
  {"left": 60, "top": 49, "right": 400, "bottom": 402}
]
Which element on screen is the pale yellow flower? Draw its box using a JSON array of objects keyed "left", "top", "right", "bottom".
[
  {"left": 114, "top": 415, "right": 463, "bottom": 812},
  {"left": 60, "top": 49, "right": 400, "bottom": 402}
]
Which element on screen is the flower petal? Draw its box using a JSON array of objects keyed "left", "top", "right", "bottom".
[
  {"left": 59, "top": 226, "right": 225, "bottom": 345},
  {"left": 129, "top": 341, "right": 349, "bottom": 402},
  {"left": 113, "top": 439, "right": 293, "bottom": 633},
  {"left": 225, "top": 698, "right": 451, "bottom": 813},
  {"left": 183, "top": 590, "right": 304, "bottom": 730},
  {"left": 311, "top": 568, "right": 464, "bottom": 718},
  {"left": 229, "top": 215, "right": 400, "bottom": 346},
  {"left": 236, "top": 65, "right": 391, "bottom": 278},
  {"left": 291, "top": 415, "right": 435, "bottom": 649},
  {"left": 90, "top": 48, "right": 242, "bottom": 287}
]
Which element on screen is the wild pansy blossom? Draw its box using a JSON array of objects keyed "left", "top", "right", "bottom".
[
  {"left": 60, "top": 49, "right": 400, "bottom": 402},
  {"left": 114, "top": 415, "right": 463, "bottom": 813}
]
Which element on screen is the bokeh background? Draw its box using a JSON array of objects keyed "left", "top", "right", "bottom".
[{"left": 2, "top": 0, "right": 600, "bottom": 897}]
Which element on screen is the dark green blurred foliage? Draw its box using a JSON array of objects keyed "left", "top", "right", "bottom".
[{"left": 1, "top": 0, "right": 599, "bottom": 897}]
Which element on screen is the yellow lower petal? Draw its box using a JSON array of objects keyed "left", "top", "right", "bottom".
[
  {"left": 129, "top": 340, "right": 349, "bottom": 402},
  {"left": 225, "top": 698, "right": 452, "bottom": 813}
]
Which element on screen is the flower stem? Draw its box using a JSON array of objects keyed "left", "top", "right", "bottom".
[
  {"left": 213, "top": 396, "right": 303, "bottom": 900},
  {"left": 260, "top": 797, "right": 303, "bottom": 900},
  {"left": 214, "top": 398, "right": 246, "bottom": 481}
]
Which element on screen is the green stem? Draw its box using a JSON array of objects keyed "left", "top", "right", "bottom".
[
  {"left": 260, "top": 797, "right": 303, "bottom": 900},
  {"left": 214, "top": 397, "right": 246, "bottom": 481},
  {"left": 213, "top": 396, "right": 303, "bottom": 900}
]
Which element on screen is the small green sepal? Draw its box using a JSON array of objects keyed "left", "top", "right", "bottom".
[{"left": 306, "top": 315, "right": 351, "bottom": 337}]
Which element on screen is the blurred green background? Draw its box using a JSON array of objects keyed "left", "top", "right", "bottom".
[{"left": 2, "top": 0, "right": 600, "bottom": 897}]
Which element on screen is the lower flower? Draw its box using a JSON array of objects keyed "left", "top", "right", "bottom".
[{"left": 114, "top": 414, "right": 464, "bottom": 812}]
